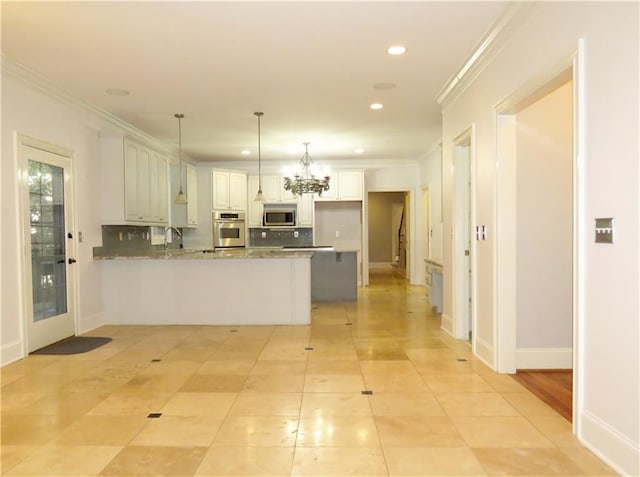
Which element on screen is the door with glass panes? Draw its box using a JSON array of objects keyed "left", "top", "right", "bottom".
[{"left": 22, "top": 143, "right": 76, "bottom": 352}]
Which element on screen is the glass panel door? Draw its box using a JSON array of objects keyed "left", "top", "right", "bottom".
[
  {"left": 29, "top": 160, "right": 68, "bottom": 321},
  {"left": 22, "top": 144, "right": 75, "bottom": 352}
]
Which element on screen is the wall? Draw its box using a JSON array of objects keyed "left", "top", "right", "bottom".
[
  {"left": 368, "top": 191, "right": 405, "bottom": 264},
  {"left": 1, "top": 71, "right": 106, "bottom": 364},
  {"left": 440, "top": 3, "right": 638, "bottom": 474},
  {"left": 516, "top": 81, "right": 573, "bottom": 364}
]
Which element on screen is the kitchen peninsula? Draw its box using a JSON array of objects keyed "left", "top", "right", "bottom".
[{"left": 96, "top": 249, "right": 312, "bottom": 325}]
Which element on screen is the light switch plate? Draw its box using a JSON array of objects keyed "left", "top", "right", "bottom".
[{"left": 595, "top": 217, "right": 614, "bottom": 244}]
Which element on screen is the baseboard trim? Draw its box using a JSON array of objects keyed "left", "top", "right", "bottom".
[
  {"left": 369, "top": 262, "right": 392, "bottom": 269},
  {"left": 516, "top": 347, "right": 573, "bottom": 369},
  {"left": 1, "top": 339, "right": 24, "bottom": 367},
  {"left": 441, "top": 313, "right": 453, "bottom": 336},
  {"left": 78, "top": 312, "right": 104, "bottom": 335},
  {"left": 475, "top": 336, "right": 494, "bottom": 369},
  {"left": 579, "top": 410, "right": 639, "bottom": 476}
]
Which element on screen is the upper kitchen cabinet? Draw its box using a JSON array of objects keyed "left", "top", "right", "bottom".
[
  {"left": 247, "top": 175, "right": 314, "bottom": 227},
  {"left": 186, "top": 164, "right": 198, "bottom": 225},
  {"left": 315, "top": 170, "right": 364, "bottom": 201},
  {"left": 171, "top": 162, "right": 198, "bottom": 227},
  {"left": 212, "top": 169, "right": 247, "bottom": 210},
  {"left": 101, "top": 135, "right": 169, "bottom": 225},
  {"left": 255, "top": 174, "right": 297, "bottom": 203}
]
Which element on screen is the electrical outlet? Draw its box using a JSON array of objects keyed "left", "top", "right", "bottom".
[
  {"left": 293, "top": 231, "right": 299, "bottom": 238},
  {"left": 335, "top": 231, "right": 340, "bottom": 238},
  {"left": 261, "top": 231, "right": 266, "bottom": 238}
]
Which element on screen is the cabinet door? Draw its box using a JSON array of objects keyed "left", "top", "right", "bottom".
[
  {"left": 186, "top": 164, "right": 198, "bottom": 225},
  {"left": 261, "top": 175, "right": 280, "bottom": 202},
  {"left": 338, "top": 171, "right": 363, "bottom": 200},
  {"left": 148, "top": 152, "right": 159, "bottom": 221},
  {"left": 297, "top": 193, "right": 314, "bottom": 226},
  {"left": 280, "top": 176, "right": 297, "bottom": 202},
  {"left": 316, "top": 175, "right": 337, "bottom": 200},
  {"left": 247, "top": 176, "right": 263, "bottom": 227},
  {"left": 124, "top": 140, "right": 141, "bottom": 221},
  {"left": 212, "top": 171, "right": 230, "bottom": 210},
  {"left": 229, "top": 172, "right": 247, "bottom": 210},
  {"left": 136, "top": 147, "right": 151, "bottom": 220},
  {"left": 157, "top": 154, "right": 168, "bottom": 224}
]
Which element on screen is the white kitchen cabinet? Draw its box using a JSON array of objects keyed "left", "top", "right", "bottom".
[
  {"left": 186, "top": 163, "right": 198, "bottom": 226},
  {"left": 212, "top": 169, "right": 247, "bottom": 211},
  {"left": 101, "top": 135, "right": 168, "bottom": 225},
  {"left": 297, "top": 193, "right": 314, "bottom": 227},
  {"left": 247, "top": 175, "right": 263, "bottom": 227},
  {"left": 315, "top": 170, "right": 363, "bottom": 201},
  {"left": 258, "top": 174, "right": 297, "bottom": 203},
  {"left": 247, "top": 175, "right": 314, "bottom": 227},
  {"left": 229, "top": 172, "right": 247, "bottom": 209}
]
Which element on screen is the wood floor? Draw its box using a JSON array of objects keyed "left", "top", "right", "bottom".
[{"left": 512, "top": 370, "right": 573, "bottom": 422}]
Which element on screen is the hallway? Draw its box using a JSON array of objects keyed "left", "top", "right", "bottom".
[{"left": 1, "top": 270, "right": 615, "bottom": 476}]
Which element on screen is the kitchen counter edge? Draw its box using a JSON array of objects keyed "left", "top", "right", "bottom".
[{"left": 94, "top": 249, "right": 314, "bottom": 260}]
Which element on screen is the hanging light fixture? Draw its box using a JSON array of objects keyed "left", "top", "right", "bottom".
[
  {"left": 174, "top": 113, "right": 187, "bottom": 204},
  {"left": 254, "top": 112, "right": 265, "bottom": 202},
  {"left": 283, "top": 142, "right": 330, "bottom": 196}
]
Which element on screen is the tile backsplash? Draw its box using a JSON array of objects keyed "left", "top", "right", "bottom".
[
  {"left": 94, "top": 225, "right": 183, "bottom": 257},
  {"left": 248, "top": 228, "right": 313, "bottom": 247}
]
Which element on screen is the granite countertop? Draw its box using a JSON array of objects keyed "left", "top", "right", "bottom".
[{"left": 94, "top": 248, "right": 314, "bottom": 260}]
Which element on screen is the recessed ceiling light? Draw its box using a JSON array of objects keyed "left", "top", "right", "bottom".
[
  {"left": 386, "top": 45, "right": 407, "bottom": 56},
  {"left": 370, "top": 103, "right": 384, "bottom": 110},
  {"left": 241, "top": 150, "right": 250, "bottom": 155},
  {"left": 105, "top": 88, "right": 130, "bottom": 96},
  {"left": 373, "top": 82, "right": 396, "bottom": 90},
  {"left": 355, "top": 148, "right": 364, "bottom": 154}
]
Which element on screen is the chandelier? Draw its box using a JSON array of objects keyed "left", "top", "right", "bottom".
[{"left": 283, "top": 142, "right": 330, "bottom": 196}]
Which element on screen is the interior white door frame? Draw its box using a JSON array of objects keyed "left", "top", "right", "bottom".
[
  {"left": 494, "top": 50, "right": 581, "bottom": 431},
  {"left": 365, "top": 187, "right": 416, "bottom": 286},
  {"left": 17, "top": 134, "right": 78, "bottom": 354},
  {"left": 452, "top": 126, "right": 476, "bottom": 345},
  {"left": 421, "top": 186, "right": 430, "bottom": 283}
]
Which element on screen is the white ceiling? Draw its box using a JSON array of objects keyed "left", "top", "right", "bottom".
[{"left": 2, "top": 1, "right": 508, "bottom": 163}]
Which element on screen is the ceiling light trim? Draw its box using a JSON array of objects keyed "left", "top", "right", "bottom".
[{"left": 435, "top": 2, "right": 531, "bottom": 109}]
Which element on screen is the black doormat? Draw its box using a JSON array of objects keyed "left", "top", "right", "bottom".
[{"left": 32, "top": 336, "right": 112, "bottom": 355}]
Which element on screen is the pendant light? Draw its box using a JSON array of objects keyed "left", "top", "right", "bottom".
[
  {"left": 174, "top": 113, "right": 188, "bottom": 204},
  {"left": 254, "top": 111, "right": 265, "bottom": 202}
]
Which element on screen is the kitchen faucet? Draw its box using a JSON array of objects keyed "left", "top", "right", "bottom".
[{"left": 163, "top": 226, "right": 182, "bottom": 250}]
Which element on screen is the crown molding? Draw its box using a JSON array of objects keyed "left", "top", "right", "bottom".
[
  {"left": 435, "top": 2, "right": 533, "bottom": 109},
  {"left": 1, "top": 55, "right": 172, "bottom": 153}
]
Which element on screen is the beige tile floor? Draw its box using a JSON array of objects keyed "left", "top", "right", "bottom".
[{"left": 1, "top": 270, "right": 617, "bottom": 476}]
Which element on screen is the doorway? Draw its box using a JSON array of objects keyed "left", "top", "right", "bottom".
[
  {"left": 19, "top": 139, "right": 77, "bottom": 352},
  {"left": 495, "top": 64, "right": 576, "bottom": 422},
  {"left": 453, "top": 129, "right": 474, "bottom": 344},
  {"left": 367, "top": 191, "right": 408, "bottom": 277}
]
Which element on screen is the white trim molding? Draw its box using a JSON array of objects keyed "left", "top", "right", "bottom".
[
  {"left": 579, "top": 410, "right": 640, "bottom": 477},
  {"left": 516, "top": 347, "right": 573, "bottom": 369},
  {"left": 475, "top": 337, "right": 494, "bottom": 369},
  {"left": 369, "top": 262, "right": 393, "bottom": 269},
  {"left": 1, "top": 56, "right": 171, "bottom": 154},
  {"left": 441, "top": 313, "right": 453, "bottom": 336},
  {"left": 436, "top": 2, "right": 532, "bottom": 108},
  {"left": 1, "top": 339, "right": 24, "bottom": 367}
]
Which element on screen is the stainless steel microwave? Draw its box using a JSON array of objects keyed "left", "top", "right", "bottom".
[{"left": 263, "top": 208, "right": 296, "bottom": 227}]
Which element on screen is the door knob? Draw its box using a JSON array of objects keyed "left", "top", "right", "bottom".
[{"left": 68, "top": 258, "right": 77, "bottom": 264}]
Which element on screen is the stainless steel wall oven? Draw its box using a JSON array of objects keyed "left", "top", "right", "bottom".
[{"left": 212, "top": 211, "right": 246, "bottom": 248}]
